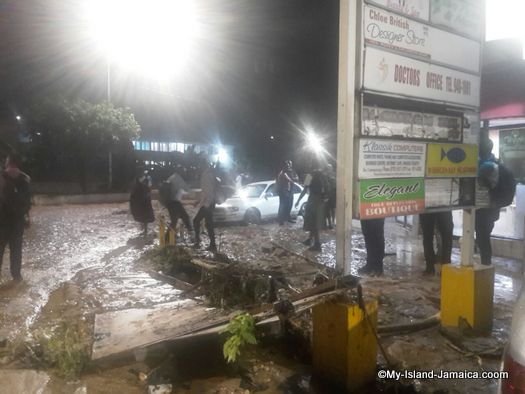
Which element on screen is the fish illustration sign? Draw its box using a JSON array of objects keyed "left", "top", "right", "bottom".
[
  {"left": 359, "top": 178, "right": 425, "bottom": 219},
  {"left": 426, "top": 143, "right": 477, "bottom": 177}
]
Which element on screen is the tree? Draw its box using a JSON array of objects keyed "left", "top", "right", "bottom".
[{"left": 28, "top": 98, "right": 141, "bottom": 191}]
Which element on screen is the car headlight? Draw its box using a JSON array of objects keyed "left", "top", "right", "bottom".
[{"left": 228, "top": 206, "right": 240, "bottom": 212}]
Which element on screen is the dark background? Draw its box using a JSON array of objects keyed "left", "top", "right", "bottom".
[{"left": 0, "top": 0, "right": 340, "bottom": 177}]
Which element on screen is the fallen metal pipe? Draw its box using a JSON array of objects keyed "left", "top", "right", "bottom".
[{"left": 377, "top": 312, "right": 441, "bottom": 334}]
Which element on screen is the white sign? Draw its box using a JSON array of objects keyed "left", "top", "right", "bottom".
[
  {"left": 362, "top": 105, "right": 462, "bottom": 141},
  {"left": 368, "top": 0, "right": 429, "bottom": 21},
  {"left": 476, "top": 183, "right": 490, "bottom": 208},
  {"left": 358, "top": 139, "right": 426, "bottom": 179},
  {"left": 425, "top": 178, "right": 460, "bottom": 207},
  {"left": 462, "top": 110, "right": 480, "bottom": 144},
  {"left": 363, "top": 47, "right": 480, "bottom": 107},
  {"left": 364, "top": 5, "right": 480, "bottom": 73},
  {"left": 430, "top": 0, "right": 483, "bottom": 39}
]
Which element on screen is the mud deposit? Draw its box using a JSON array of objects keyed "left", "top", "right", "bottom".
[{"left": 0, "top": 203, "right": 520, "bottom": 393}]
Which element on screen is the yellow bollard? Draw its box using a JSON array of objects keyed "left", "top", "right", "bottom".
[
  {"left": 168, "top": 227, "right": 176, "bottom": 246},
  {"left": 441, "top": 264, "right": 495, "bottom": 334},
  {"left": 159, "top": 216, "right": 166, "bottom": 247},
  {"left": 312, "top": 300, "right": 378, "bottom": 392}
]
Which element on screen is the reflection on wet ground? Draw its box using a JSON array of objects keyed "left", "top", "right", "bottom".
[{"left": 0, "top": 203, "right": 521, "bottom": 393}]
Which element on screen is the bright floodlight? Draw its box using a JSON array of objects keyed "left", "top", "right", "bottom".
[
  {"left": 218, "top": 147, "right": 229, "bottom": 163},
  {"left": 84, "top": 0, "right": 200, "bottom": 80},
  {"left": 15, "top": 115, "right": 21, "bottom": 121},
  {"left": 306, "top": 132, "right": 323, "bottom": 155}
]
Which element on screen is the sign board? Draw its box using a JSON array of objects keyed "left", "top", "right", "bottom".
[
  {"left": 363, "top": 47, "right": 480, "bottom": 107},
  {"left": 430, "top": 0, "right": 483, "bottom": 39},
  {"left": 500, "top": 129, "right": 525, "bottom": 183},
  {"left": 476, "top": 183, "right": 490, "bottom": 208},
  {"left": 426, "top": 143, "right": 478, "bottom": 177},
  {"left": 359, "top": 178, "right": 425, "bottom": 218},
  {"left": 462, "top": 110, "right": 480, "bottom": 144},
  {"left": 362, "top": 105, "right": 462, "bottom": 140},
  {"left": 425, "top": 178, "right": 476, "bottom": 207},
  {"left": 425, "top": 178, "right": 460, "bottom": 207},
  {"left": 367, "top": 0, "right": 430, "bottom": 21},
  {"left": 358, "top": 139, "right": 426, "bottom": 178},
  {"left": 364, "top": 5, "right": 480, "bottom": 72}
]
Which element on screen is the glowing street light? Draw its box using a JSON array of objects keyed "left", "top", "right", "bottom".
[
  {"left": 306, "top": 132, "right": 324, "bottom": 155},
  {"left": 83, "top": 0, "right": 201, "bottom": 83}
]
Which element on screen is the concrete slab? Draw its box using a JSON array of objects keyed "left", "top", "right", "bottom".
[
  {"left": 91, "top": 301, "right": 234, "bottom": 362},
  {"left": 0, "top": 370, "right": 51, "bottom": 394}
]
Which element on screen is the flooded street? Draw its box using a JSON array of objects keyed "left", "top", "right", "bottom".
[
  {"left": 0, "top": 202, "right": 521, "bottom": 393},
  {"left": 0, "top": 203, "right": 181, "bottom": 344}
]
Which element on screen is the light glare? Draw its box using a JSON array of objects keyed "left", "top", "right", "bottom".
[
  {"left": 84, "top": 0, "right": 200, "bottom": 80},
  {"left": 306, "top": 132, "right": 323, "bottom": 154}
]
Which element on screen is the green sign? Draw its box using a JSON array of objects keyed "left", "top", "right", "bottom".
[{"left": 359, "top": 178, "right": 425, "bottom": 219}]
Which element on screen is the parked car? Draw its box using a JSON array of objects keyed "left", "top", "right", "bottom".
[
  {"left": 501, "top": 286, "right": 525, "bottom": 393},
  {"left": 213, "top": 180, "right": 305, "bottom": 224}
]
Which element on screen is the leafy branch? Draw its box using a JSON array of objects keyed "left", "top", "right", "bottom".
[{"left": 221, "top": 313, "right": 257, "bottom": 363}]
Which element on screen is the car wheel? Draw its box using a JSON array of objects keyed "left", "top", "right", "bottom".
[
  {"left": 244, "top": 208, "right": 261, "bottom": 224},
  {"left": 298, "top": 202, "right": 307, "bottom": 217}
]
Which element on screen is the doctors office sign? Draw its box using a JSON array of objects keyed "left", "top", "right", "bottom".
[
  {"left": 359, "top": 178, "right": 425, "bottom": 219},
  {"left": 364, "top": 47, "right": 480, "bottom": 107},
  {"left": 358, "top": 139, "right": 426, "bottom": 178}
]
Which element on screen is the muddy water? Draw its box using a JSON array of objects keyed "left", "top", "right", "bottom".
[
  {"left": 0, "top": 203, "right": 181, "bottom": 342},
  {"left": 0, "top": 202, "right": 521, "bottom": 394}
]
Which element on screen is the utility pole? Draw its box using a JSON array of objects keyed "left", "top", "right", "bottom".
[{"left": 336, "top": 0, "right": 359, "bottom": 274}]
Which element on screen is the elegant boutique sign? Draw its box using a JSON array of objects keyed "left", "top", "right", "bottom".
[{"left": 359, "top": 178, "right": 425, "bottom": 218}]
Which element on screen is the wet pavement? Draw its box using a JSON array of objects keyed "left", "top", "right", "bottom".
[{"left": 0, "top": 202, "right": 521, "bottom": 393}]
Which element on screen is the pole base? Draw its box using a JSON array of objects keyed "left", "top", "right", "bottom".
[
  {"left": 441, "top": 264, "right": 495, "bottom": 334},
  {"left": 313, "top": 300, "right": 378, "bottom": 392}
]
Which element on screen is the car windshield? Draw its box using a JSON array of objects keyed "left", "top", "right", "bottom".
[{"left": 237, "top": 184, "right": 266, "bottom": 199}]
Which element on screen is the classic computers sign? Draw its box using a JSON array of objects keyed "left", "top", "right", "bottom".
[
  {"left": 359, "top": 178, "right": 425, "bottom": 219},
  {"left": 426, "top": 143, "right": 478, "bottom": 177}
]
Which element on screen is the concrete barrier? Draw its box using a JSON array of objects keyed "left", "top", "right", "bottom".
[
  {"left": 33, "top": 193, "right": 130, "bottom": 206},
  {"left": 33, "top": 189, "right": 201, "bottom": 206}
]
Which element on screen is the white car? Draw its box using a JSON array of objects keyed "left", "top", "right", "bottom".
[
  {"left": 500, "top": 285, "right": 525, "bottom": 393},
  {"left": 214, "top": 181, "right": 305, "bottom": 224}
]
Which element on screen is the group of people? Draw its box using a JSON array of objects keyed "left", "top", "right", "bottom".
[
  {"left": 358, "top": 137, "right": 516, "bottom": 276},
  {"left": 130, "top": 135, "right": 514, "bottom": 277},
  {"left": 130, "top": 160, "right": 220, "bottom": 251},
  {"left": 0, "top": 135, "right": 514, "bottom": 283},
  {"left": 276, "top": 160, "right": 336, "bottom": 252}
]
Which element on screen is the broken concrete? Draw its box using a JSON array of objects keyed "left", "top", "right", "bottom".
[{"left": 0, "top": 370, "right": 51, "bottom": 394}]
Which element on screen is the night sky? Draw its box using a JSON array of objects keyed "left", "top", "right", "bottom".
[{"left": 0, "top": 0, "right": 340, "bottom": 172}]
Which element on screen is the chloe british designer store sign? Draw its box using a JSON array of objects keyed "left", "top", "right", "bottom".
[{"left": 364, "top": 5, "right": 480, "bottom": 73}]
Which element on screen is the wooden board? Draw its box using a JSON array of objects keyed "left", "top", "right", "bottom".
[{"left": 91, "top": 300, "right": 234, "bottom": 362}]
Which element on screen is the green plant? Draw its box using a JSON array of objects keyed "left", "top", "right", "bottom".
[
  {"left": 221, "top": 313, "right": 257, "bottom": 363},
  {"left": 38, "top": 321, "right": 90, "bottom": 379}
]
